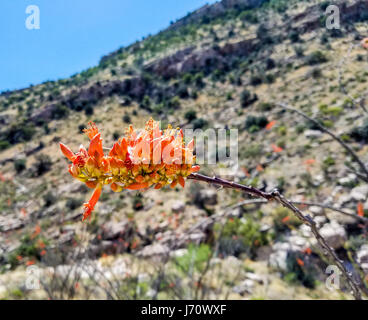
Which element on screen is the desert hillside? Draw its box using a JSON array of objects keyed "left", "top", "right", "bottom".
[{"left": 1, "top": 0, "right": 368, "bottom": 300}]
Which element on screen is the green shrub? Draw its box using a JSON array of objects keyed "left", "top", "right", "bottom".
[
  {"left": 0, "top": 140, "right": 11, "bottom": 151},
  {"left": 311, "top": 68, "right": 322, "bottom": 78},
  {"left": 240, "top": 89, "right": 258, "bottom": 108},
  {"left": 7, "top": 234, "right": 46, "bottom": 268},
  {"left": 194, "top": 72, "right": 205, "bottom": 88},
  {"left": 265, "top": 73, "right": 275, "bottom": 84},
  {"left": 239, "top": 10, "right": 258, "bottom": 24},
  {"left": 112, "top": 131, "right": 120, "bottom": 140},
  {"left": 65, "top": 197, "right": 83, "bottom": 210},
  {"left": 168, "top": 96, "right": 181, "bottom": 109},
  {"left": 51, "top": 104, "right": 69, "bottom": 119},
  {"left": 140, "top": 95, "right": 151, "bottom": 110},
  {"left": 266, "top": 58, "right": 276, "bottom": 70},
  {"left": 192, "top": 118, "right": 208, "bottom": 130},
  {"left": 84, "top": 105, "right": 94, "bottom": 116},
  {"left": 278, "top": 126, "right": 287, "bottom": 136},
  {"left": 132, "top": 193, "right": 144, "bottom": 211},
  {"left": 182, "top": 73, "right": 193, "bottom": 85},
  {"left": 305, "top": 119, "right": 323, "bottom": 130},
  {"left": 43, "top": 191, "right": 57, "bottom": 207},
  {"left": 289, "top": 31, "right": 300, "bottom": 43},
  {"left": 250, "top": 74, "right": 263, "bottom": 86},
  {"left": 175, "top": 244, "right": 212, "bottom": 273},
  {"left": 241, "top": 144, "right": 263, "bottom": 158},
  {"left": 306, "top": 51, "right": 328, "bottom": 65},
  {"left": 284, "top": 252, "right": 318, "bottom": 289},
  {"left": 123, "top": 113, "right": 131, "bottom": 123},
  {"left": 294, "top": 46, "right": 305, "bottom": 57},
  {"left": 33, "top": 154, "right": 52, "bottom": 176},
  {"left": 350, "top": 119, "right": 368, "bottom": 143},
  {"left": 217, "top": 217, "right": 271, "bottom": 257},
  {"left": 14, "top": 159, "right": 26, "bottom": 174},
  {"left": 257, "top": 102, "right": 273, "bottom": 112},
  {"left": 318, "top": 104, "right": 343, "bottom": 117},
  {"left": 184, "top": 110, "right": 197, "bottom": 122},
  {"left": 177, "top": 83, "right": 189, "bottom": 98},
  {"left": 273, "top": 207, "right": 302, "bottom": 233},
  {"left": 5, "top": 123, "right": 36, "bottom": 144},
  {"left": 245, "top": 116, "right": 268, "bottom": 132},
  {"left": 322, "top": 156, "right": 335, "bottom": 171}
]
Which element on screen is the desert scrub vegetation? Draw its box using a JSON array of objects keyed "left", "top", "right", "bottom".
[{"left": 3, "top": 0, "right": 368, "bottom": 302}]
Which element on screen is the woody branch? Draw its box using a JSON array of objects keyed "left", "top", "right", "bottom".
[{"left": 187, "top": 172, "right": 363, "bottom": 300}]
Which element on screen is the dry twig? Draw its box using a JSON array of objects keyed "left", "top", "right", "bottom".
[
  {"left": 188, "top": 172, "right": 363, "bottom": 300},
  {"left": 277, "top": 102, "right": 368, "bottom": 180}
]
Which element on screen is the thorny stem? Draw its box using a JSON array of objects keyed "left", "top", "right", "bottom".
[
  {"left": 188, "top": 172, "right": 363, "bottom": 300},
  {"left": 277, "top": 103, "right": 368, "bottom": 180},
  {"left": 230, "top": 199, "right": 368, "bottom": 224}
]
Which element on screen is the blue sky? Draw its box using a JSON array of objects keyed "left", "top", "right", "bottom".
[{"left": 0, "top": 0, "right": 217, "bottom": 92}]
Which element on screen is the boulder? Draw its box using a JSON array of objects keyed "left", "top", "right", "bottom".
[
  {"left": 309, "top": 205, "right": 324, "bottom": 216},
  {"left": 171, "top": 201, "right": 185, "bottom": 214},
  {"left": 269, "top": 246, "right": 288, "bottom": 271},
  {"left": 137, "top": 243, "right": 169, "bottom": 258},
  {"left": 349, "top": 185, "right": 368, "bottom": 202},
  {"left": 338, "top": 174, "right": 357, "bottom": 187},
  {"left": 304, "top": 130, "right": 322, "bottom": 139},
  {"left": 194, "top": 189, "right": 218, "bottom": 207},
  {"left": 233, "top": 279, "right": 254, "bottom": 295},
  {"left": 357, "top": 244, "right": 368, "bottom": 271},
  {"left": 245, "top": 272, "right": 264, "bottom": 284},
  {"left": 102, "top": 220, "right": 130, "bottom": 240},
  {"left": 0, "top": 217, "right": 24, "bottom": 232},
  {"left": 318, "top": 221, "right": 347, "bottom": 250}
]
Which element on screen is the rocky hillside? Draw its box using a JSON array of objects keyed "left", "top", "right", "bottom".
[{"left": 1, "top": 0, "right": 368, "bottom": 299}]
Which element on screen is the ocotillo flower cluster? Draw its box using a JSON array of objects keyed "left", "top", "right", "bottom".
[
  {"left": 362, "top": 37, "right": 368, "bottom": 49},
  {"left": 60, "top": 119, "right": 200, "bottom": 221}
]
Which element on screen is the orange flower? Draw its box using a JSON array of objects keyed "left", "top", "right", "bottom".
[
  {"left": 361, "top": 38, "right": 368, "bottom": 49},
  {"left": 60, "top": 119, "right": 200, "bottom": 220},
  {"left": 37, "top": 240, "right": 46, "bottom": 249},
  {"left": 20, "top": 208, "right": 27, "bottom": 217},
  {"left": 304, "top": 159, "right": 316, "bottom": 166},
  {"left": 31, "top": 225, "right": 41, "bottom": 239},
  {"left": 357, "top": 202, "right": 364, "bottom": 217},
  {"left": 282, "top": 216, "right": 290, "bottom": 223},
  {"left": 296, "top": 258, "right": 304, "bottom": 267},
  {"left": 241, "top": 167, "right": 250, "bottom": 177},
  {"left": 265, "top": 120, "right": 276, "bottom": 130},
  {"left": 271, "top": 144, "right": 283, "bottom": 153},
  {"left": 26, "top": 260, "right": 35, "bottom": 266},
  {"left": 82, "top": 184, "right": 102, "bottom": 221},
  {"left": 131, "top": 240, "right": 138, "bottom": 249}
]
